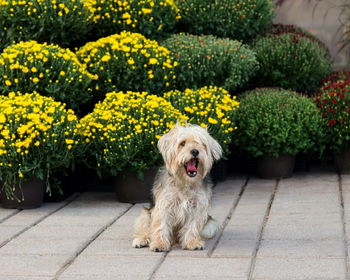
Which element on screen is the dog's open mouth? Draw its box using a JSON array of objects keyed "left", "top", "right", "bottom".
[{"left": 184, "top": 158, "right": 199, "bottom": 177}]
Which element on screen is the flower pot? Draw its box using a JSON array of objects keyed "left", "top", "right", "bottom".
[
  {"left": 335, "top": 148, "right": 350, "bottom": 174},
  {"left": 211, "top": 159, "right": 228, "bottom": 186},
  {"left": 114, "top": 167, "right": 159, "bottom": 203},
  {"left": 256, "top": 154, "right": 296, "bottom": 179},
  {"left": 0, "top": 177, "right": 45, "bottom": 209}
]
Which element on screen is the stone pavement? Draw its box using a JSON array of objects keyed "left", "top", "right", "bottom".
[{"left": 0, "top": 170, "right": 349, "bottom": 279}]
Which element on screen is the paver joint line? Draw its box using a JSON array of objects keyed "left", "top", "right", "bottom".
[
  {"left": 247, "top": 179, "right": 279, "bottom": 280},
  {"left": 0, "top": 209, "right": 21, "bottom": 224},
  {"left": 0, "top": 192, "right": 81, "bottom": 249},
  {"left": 52, "top": 203, "right": 134, "bottom": 280},
  {"left": 207, "top": 176, "right": 250, "bottom": 257},
  {"left": 338, "top": 174, "right": 350, "bottom": 279}
]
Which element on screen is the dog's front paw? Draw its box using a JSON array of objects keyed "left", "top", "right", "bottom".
[
  {"left": 132, "top": 238, "right": 150, "bottom": 248},
  {"left": 182, "top": 239, "right": 204, "bottom": 251},
  {"left": 149, "top": 241, "right": 170, "bottom": 252}
]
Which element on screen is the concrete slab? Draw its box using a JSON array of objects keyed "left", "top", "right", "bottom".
[
  {"left": 252, "top": 257, "right": 346, "bottom": 279},
  {"left": 154, "top": 257, "right": 251, "bottom": 279},
  {"left": 258, "top": 240, "right": 345, "bottom": 258}
]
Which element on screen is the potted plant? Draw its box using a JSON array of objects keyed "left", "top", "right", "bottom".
[
  {"left": 164, "top": 86, "right": 240, "bottom": 183},
  {"left": 76, "top": 31, "right": 177, "bottom": 98},
  {"left": 0, "top": 40, "right": 97, "bottom": 114},
  {"left": 0, "top": 92, "right": 79, "bottom": 209},
  {"left": 78, "top": 90, "right": 187, "bottom": 203},
  {"left": 235, "top": 88, "right": 325, "bottom": 179},
  {"left": 315, "top": 79, "right": 350, "bottom": 174}
]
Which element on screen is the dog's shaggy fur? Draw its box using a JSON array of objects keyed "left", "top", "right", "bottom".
[{"left": 132, "top": 124, "right": 222, "bottom": 252}]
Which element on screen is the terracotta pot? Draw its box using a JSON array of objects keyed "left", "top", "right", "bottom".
[
  {"left": 0, "top": 177, "right": 45, "bottom": 209},
  {"left": 114, "top": 167, "right": 159, "bottom": 203},
  {"left": 335, "top": 148, "right": 350, "bottom": 174},
  {"left": 256, "top": 154, "right": 296, "bottom": 179}
]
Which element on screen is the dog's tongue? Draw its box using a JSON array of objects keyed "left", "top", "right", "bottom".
[{"left": 186, "top": 159, "right": 197, "bottom": 172}]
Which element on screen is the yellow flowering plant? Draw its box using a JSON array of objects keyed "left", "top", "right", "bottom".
[
  {"left": 0, "top": 92, "right": 79, "bottom": 200},
  {"left": 76, "top": 32, "right": 177, "bottom": 99},
  {"left": 164, "top": 86, "right": 240, "bottom": 155},
  {"left": 0, "top": 0, "right": 93, "bottom": 48},
  {"left": 84, "top": 0, "right": 180, "bottom": 39},
  {"left": 0, "top": 41, "right": 97, "bottom": 113},
  {"left": 79, "top": 91, "right": 187, "bottom": 178}
]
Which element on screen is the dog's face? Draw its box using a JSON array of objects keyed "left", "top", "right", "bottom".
[{"left": 158, "top": 124, "right": 222, "bottom": 182}]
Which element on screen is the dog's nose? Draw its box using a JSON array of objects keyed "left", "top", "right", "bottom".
[{"left": 191, "top": 149, "right": 199, "bottom": 157}]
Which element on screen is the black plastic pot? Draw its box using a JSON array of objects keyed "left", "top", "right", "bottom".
[
  {"left": 335, "top": 148, "right": 350, "bottom": 174},
  {"left": 114, "top": 167, "right": 158, "bottom": 203},
  {"left": 211, "top": 159, "right": 228, "bottom": 186},
  {"left": 256, "top": 154, "right": 296, "bottom": 179},
  {"left": 0, "top": 177, "right": 45, "bottom": 209}
]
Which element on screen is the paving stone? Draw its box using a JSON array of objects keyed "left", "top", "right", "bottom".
[
  {"left": 262, "top": 222, "right": 343, "bottom": 240},
  {"left": 0, "top": 225, "right": 25, "bottom": 245},
  {"left": 154, "top": 257, "right": 251, "bottom": 279},
  {"left": 0, "top": 238, "right": 88, "bottom": 256},
  {"left": 212, "top": 239, "right": 256, "bottom": 257},
  {"left": 19, "top": 225, "right": 100, "bottom": 240},
  {"left": 258, "top": 240, "right": 345, "bottom": 258},
  {"left": 0, "top": 208, "right": 19, "bottom": 222},
  {"left": 269, "top": 201, "right": 341, "bottom": 215},
  {"left": 0, "top": 277, "right": 52, "bottom": 280},
  {"left": 60, "top": 256, "right": 161, "bottom": 279},
  {"left": 0, "top": 255, "right": 69, "bottom": 277},
  {"left": 342, "top": 175, "right": 350, "bottom": 192},
  {"left": 221, "top": 224, "right": 261, "bottom": 240},
  {"left": 252, "top": 257, "right": 346, "bottom": 279},
  {"left": 266, "top": 212, "right": 342, "bottom": 226},
  {"left": 82, "top": 239, "right": 158, "bottom": 256}
]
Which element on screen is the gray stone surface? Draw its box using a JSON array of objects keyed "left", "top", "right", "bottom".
[
  {"left": 153, "top": 257, "right": 251, "bottom": 279},
  {"left": 252, "top": 257, "right": 346, "bottom": 279},
  {"left": 258, "top": 240, "right": 345, "bottom": 258},
  {"left": 0, "top": 172, "right": 347, "bottom": 279}
]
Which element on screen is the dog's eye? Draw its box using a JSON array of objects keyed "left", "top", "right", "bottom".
[{"left": 179, "top": 141, "right": 186, "bottom": 147}]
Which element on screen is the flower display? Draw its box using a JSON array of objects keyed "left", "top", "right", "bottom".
[
  {"left": 315, "top": 80, "right": 350, "bottom": 153},
  {"left": 0, "top": 0, "right": 93, "bottom": 48},
  {"left": 78, "top": 91, "right": 187, "bottom": 176},
  {"left": 235, "top": 88, "right": 326, "bottom": 158},
  {"left": 76, "top": 31, "right": 177, "bottom": 98},
  {"left": 176, "top": 0, "right": 274, "bottom": 42},
  {"left": 164, "top": 86, "right": 239, "bottom": 155},
  {"left": 0, "top": 41, "right": 97, "bottom": 113},
  {"left": 84, "top": 0, "right": 180, "bottom": 39},
  {"left": 252, "top": 33, "right": 332, "bottom": 95},
  {"left": 162, "top": 33, "right": 258, "bottom": 91},
  {"left": 0, "top": 92, "right": 79, "bottom": 200}
]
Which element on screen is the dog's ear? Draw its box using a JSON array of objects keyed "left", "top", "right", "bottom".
[
  {"left": 157, "top": 126, "right": 178, "bottom": 173},
  {"left": 207, "top": 135, "right": 222, "bottom": 161}
]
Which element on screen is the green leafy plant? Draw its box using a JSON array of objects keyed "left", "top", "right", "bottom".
[
  {"left": 0, "top": 41, "right": 97, "bottom": 113},
  {"left": 252, "top": 33, "right": 332, "bottom": 95},
  {"left": 76, "top": 31, "right": 177, "bottom": 99},
  {"left": 261, "top": 24, "right": 331, "bottom": 60},
  {"left": 0, "top": 0, "right": 93, "bottom": 48},
  {"left": 0, "top": 92, "right": 79, "bottom": 200},
  {"left": 162, "top": 33, "right": 258, "bottom": 91},
  {"left": 164, "top": 86, "right": 239, "bottom": 155},
  {"left": 315, "top": 79, "right": 350, "bottom": 154},
  {"left": 84, "top": 0, "right": 180, "bottom": 40},
  {"left": 235, "top": 88, "right": 326, "bottom": 157},
  {"left": 78, "top": 91, "right": 187, "bottom": 177},
  {"left": 175, "top": 0, "right": 274, "bottom": 42}
]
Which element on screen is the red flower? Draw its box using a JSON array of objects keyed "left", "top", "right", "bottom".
[{"left": 328, "top": 119, "right": 336, "bottom": 126}]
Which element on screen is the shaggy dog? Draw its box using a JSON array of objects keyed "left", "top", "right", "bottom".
[{"left": 132, "top": 124, "right": 222, "bottom": 252}]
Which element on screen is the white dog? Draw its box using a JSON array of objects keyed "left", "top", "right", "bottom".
[{"left": 132, "top": 124, "right": 222, "bottom": 252}]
